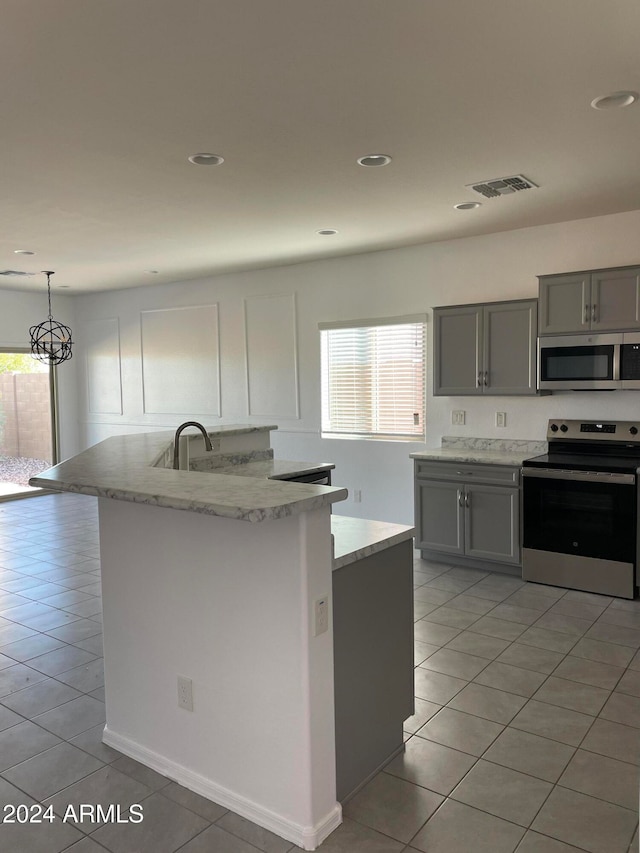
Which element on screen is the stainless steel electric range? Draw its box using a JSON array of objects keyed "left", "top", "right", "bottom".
[{"left": 522, "top": 419, "right": 640, "bottom": 599}]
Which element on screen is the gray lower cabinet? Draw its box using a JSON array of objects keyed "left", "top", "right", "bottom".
[
  {"left": 464, "top": 483, "right": 519, "bottom": 563},
  {"left": 433, "top": 299, "right": 538, "bottom": 395},
  {"left": 415, "top": 461, "right": 520, "bottom": 567},
  {"left": 333, "top": 539, "right": 414, "bottom": 802},
  {"left": 539, "top": 265, "right": 640, "bottom": 334},
  {"left": 416, "top": 479, "right": 465, "bottom": 555}
]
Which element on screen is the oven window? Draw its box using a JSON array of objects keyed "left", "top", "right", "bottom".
[
  {"left": 523, "top": 476, "right": 636, "bottom": 563},
  {"left": 540, "top": 345, "right": 614, "bottom": 382}
]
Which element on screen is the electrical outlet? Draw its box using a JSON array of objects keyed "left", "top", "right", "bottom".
[
  {"left": 314, "top": 597, "right": 329, "bottom": 636},
  {"left": 496, "top": 412, "right": 507, "bottom": 428},
  {"left": 353, "top": 489, "right": 362, "bottom": 503},
  {"left": 177, "top": 676, "right": 194, "bottom": 711},
  {"left": 452, "top": 410, "right": 466, "bottom": 425}
]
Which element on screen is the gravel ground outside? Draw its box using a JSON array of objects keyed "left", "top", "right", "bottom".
[{"left": 0, "top": 455, "right": 51, "bottom": 486}]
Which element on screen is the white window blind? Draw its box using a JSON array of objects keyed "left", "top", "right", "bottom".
[{"left": 320, "top": 317, "right": 426, "bottom": 440}]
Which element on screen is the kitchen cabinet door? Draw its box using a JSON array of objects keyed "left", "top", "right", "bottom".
[
  {"left": 483, "top": 301, "right": 537, "bottom": 394},
  {"left": 415, "top": 479, "right": 464, "bottom": 555},
  {"left": 433, "top": 306, "right": 482, "bottom": 395},
  {"left": 591, "top": 267, "right": 640, "bottom": 330},
  {"left": 464, "top": 484, "right": 520, "bottom": 565},
  {"left": 434, "top": 300, "right": 538, "bottom": 396},
  {"left": 538, "top": 273, "right": 590, "bottom": 335}
]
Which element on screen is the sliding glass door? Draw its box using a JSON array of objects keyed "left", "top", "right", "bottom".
[{"left": 0, "top": 349, "right": 57, "bottom": 499}]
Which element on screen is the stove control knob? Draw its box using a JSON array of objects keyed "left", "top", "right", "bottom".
[
  {"left": 630, "top": 426, "right": 638, "bottom": 435},
  {"left": 550, "top": 423, "right": 559, "bottom": 432},
  {"left": 560, "top": 424, "right": 569, "bottom": 432}
]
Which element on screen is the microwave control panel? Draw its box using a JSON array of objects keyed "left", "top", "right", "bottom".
[{"left": 621, "top": 344, "right": 640, "bottom": 380}]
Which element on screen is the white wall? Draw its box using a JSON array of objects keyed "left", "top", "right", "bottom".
[
  {"left": 72, "top": 208, "right": 640, "bottom": 525},
  {"left": 0, "top": 288, "right": 79, "bottom": 461},
  {"left": 100, "top": 499, "right": 338, "bottom": 848}
]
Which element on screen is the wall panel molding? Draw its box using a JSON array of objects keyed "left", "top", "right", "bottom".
[
  {"left": 243, "top": 293, "right": 300, "bottom": 418},
  {"left": 140, "top": 304, "right": 221, "bottom": 416}
]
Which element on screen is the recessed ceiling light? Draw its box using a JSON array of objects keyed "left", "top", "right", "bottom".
[
  {"left": 188, "top": 153, "right": 225, "bottom": 166},
  {"left": 58, "top": 285, "right": 70, "bottom": 289},
  {"left": 317, "top": 229, "right": 338, "bottom": 236},
  {"left": 144, "top": 269, "right": 159, "bottom": 274},
  {"left": 357, "top": 154, "right": 392, "bottom": 167},
  {"left": 454, "top": 202, "right": 481, "bottom": 210},
  {"left": 14, "top": 249, "right": 35, "bottom": 255},
  {"left": 591, "top": 91, "right": 638, "bottom": 110}
]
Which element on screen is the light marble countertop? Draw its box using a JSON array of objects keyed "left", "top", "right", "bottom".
[
  {"left": 196, "top": 458, "right": 335, "bottom": 480},
  {"left": 411, "top": 448, "right": 537, "bottom": 466},
  {"left": 411, "top": 436, "right": 548, "bottom": 467},
  {"left": 331, "top": 515, "right": 415, "bottom": 570},
  {"left": 30, "top": 426, "right": 347, "bottom": 523}
]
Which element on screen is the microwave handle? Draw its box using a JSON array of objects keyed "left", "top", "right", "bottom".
[
  {"left": 592, "top": 304, "right": 597, "bottom": 323},
  {"left": 584, "top": 303, "right": 589, "bottom": 324},
  {"left": 613, "top": 344, "right": 620, "bottom": 381}
]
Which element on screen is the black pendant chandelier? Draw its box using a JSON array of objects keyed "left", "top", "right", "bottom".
[{"left": 29, "top": 271, "right": 73, "bottom": 365}]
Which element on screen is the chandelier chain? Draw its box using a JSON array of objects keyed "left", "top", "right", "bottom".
[{"left": 46, "top": 271, "right": 53, "bottom": 319}]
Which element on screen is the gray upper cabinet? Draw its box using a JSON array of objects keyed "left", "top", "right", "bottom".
[
  {"left": 433, "top": 306, "right": 482, "bottom": 396},
  {"left": 484, "top": 301, "right": 538, "bottom": 395},
  {"left": 591, "top": 267, "right": 640, "bottom": 330},
  {"left": 538, "top": 273, "right": 589, "bottom": 334},
  {"left": 434, "top": 299, "right": 537, "bottom": 396},
  {"left": 539, "top": 266, "right": 640, "bottom": 335}
]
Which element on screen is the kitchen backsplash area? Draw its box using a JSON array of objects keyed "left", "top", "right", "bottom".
[{"left": 440, "top": 436, "right": 548, "bottom": 455}]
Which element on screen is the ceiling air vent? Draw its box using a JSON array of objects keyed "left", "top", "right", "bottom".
[{"left": 466, "top": 175, "right": 538, "bottom": 199}]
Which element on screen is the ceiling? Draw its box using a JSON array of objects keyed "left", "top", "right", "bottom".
[{"left": 2, "top": 0, "right": 640, "bottom": 293}]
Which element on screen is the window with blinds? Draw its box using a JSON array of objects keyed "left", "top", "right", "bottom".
[{"left": 320, "top": 316, "right": 426, "bottom": 440}]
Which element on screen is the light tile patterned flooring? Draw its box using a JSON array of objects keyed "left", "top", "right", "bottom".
[{"left": 0, "top": 494, "right": 638, "bottom": 852}]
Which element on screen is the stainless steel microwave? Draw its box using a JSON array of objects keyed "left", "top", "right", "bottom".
[{"left": 538, "top": 332, "right": 640, "bottom": 390}]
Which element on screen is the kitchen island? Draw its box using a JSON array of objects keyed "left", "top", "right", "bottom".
[{"left": 30, "top": 425, "right": 414, "bottom": 850}]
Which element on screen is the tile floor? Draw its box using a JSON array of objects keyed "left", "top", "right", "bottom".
[{"left": 0, "top": 493, "right": 638, "bottom": 852}]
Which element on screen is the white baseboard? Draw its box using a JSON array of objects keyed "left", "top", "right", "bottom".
[{"left": 102, "top": 727, "right": 342, "bottom": 850}]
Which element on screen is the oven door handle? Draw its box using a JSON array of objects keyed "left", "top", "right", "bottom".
[{"left": 522, "top": 467, "right": 636, "bottom": 485}]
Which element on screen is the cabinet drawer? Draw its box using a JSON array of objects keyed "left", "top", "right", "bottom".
[{"left": 415, "top": 460, "right": 520, "bottom": 486}]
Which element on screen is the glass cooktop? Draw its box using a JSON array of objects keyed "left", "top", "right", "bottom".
[{"left": 524, "top": 452, "right": 640, "bottom": 474}]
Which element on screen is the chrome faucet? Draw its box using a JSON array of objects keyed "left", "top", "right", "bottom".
[{"left": 173, "top": 421, "right": 213, "bottom": 469}]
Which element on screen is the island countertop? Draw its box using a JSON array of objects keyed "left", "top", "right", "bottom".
[
  {"left": 198, "top": 458, "right": 335, "bottom": 480},
  {"left": 331, "top": 515, "right": 414, "bottom": 570},
  {"left": 29, "top": 426, "right": 347, "bottom": 522}
]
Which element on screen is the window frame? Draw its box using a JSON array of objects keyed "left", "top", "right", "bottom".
[{"left": 319, "top": 314, "right": 426, "bottom": 442}]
